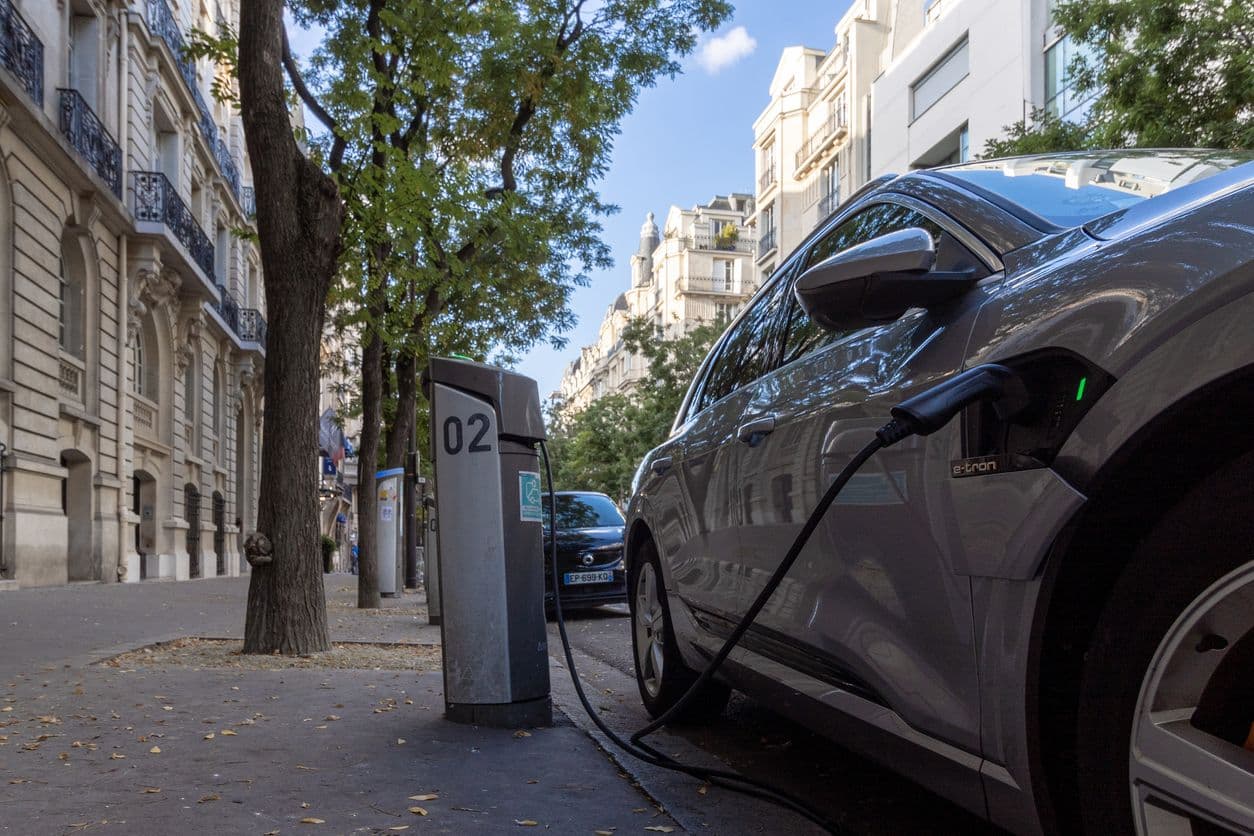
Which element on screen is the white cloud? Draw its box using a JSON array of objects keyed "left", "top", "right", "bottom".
[{"left": 696, "top": 26, "right": 757, "bottom": 75}]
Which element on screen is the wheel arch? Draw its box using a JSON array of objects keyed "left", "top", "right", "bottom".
[{"left": 1029, "top": 362, "right": 1254, "bottom": 830}]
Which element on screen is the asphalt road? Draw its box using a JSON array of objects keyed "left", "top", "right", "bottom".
[{"left": 550, "top": 603, "right": 1005, "bottom": 836}]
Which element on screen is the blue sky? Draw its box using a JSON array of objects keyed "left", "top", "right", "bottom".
[{"left": 513, "top": 1, "right": 855, "bottom": 398}]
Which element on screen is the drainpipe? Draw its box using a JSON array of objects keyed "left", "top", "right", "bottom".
[
  {"left": 116, "top": 8, "right": 131, "bottom": 581},
  {"left": 0, "top": 441, "right": 8, "bottom": 576}
]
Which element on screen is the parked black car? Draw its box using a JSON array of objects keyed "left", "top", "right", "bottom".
[{"left": 542, "top": 491, "right": 627, "bottom": 612}]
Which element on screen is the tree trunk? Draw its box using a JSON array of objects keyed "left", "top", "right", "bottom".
[
  {"left": 385, "top": 351, "right": 416, "bottom": 469},
  {"left": 355, "top": 317, "right": 384, "bottom": 610},
  {"left": 239, "top": 0, "right": 343, "bottom": 654}
]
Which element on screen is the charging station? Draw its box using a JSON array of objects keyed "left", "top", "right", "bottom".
[
  {"left": 425, "top": 357, "right": 551, "bottom": 728},
  {"left": 375, "top": 467, "right": 403, "bottom": 596}
]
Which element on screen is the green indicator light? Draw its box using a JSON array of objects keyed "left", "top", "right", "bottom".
[{"left": 1076, "top": 376, "right": 1088, "bottom": 402}]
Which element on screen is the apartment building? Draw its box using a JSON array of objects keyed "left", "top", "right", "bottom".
[
  {"left": 0, "top": 0, "right": 265, "bottom": 588},
  {"left": 870, "top": 0, "right": 1094, "bottom": 174},
  {"left": 750, "top": 0, "right": 891, "bottom": 276},
  {"left": 558, "top": 195, "right": 757, "bottom": 414}
]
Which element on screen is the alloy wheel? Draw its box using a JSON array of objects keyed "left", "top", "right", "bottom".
[
  {"left": 634, "top": 562, "right": 665, "bottom": 699},
  {"left": 1130, "top": 561, "right": 1254, "bottom": 834}
]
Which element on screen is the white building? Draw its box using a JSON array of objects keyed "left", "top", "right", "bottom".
[
  {"left": 0, "top": 0, "right": 265, "bottom": 588},
  {"left": 558, "top": 194, "right": 757, "bottom": 414},
  {"left": 750, "top": 0, "right": 891, "bottom": 276},
  {"left": 871, "top": 0, "right": 1093, "bottom": 175}
]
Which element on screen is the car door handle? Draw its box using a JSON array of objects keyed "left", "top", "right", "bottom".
[
  {"left": 737, "top": 415, "right": 777, "bottom": 445},
  {"left": 651, "top": 456, "right": 673, "bottom": 475}
]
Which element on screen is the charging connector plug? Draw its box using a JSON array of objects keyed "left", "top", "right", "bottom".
[{"left": 877, "top": 363, "right": 1029, "bottom": 447}]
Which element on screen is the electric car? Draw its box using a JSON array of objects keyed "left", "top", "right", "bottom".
[
  {"left": 542, "top": 491, "right": 627, "bottom": 611},
  {"left": 623, "top": 150, "right": 1254, "bottom": 836}
]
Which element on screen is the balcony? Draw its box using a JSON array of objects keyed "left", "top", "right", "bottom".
[
  {"left": 0, "top": 0, "right": 43, "bottom": 107},
  {"left": 58, "top": 89, "right": 122, "bottom": 198},
  {"left": 686, "top": 233, "right": 754, "bottom": 254},
  {"left": 758, "top": 228, "right": 777, "bottom": 256},
  {"left": 239, "top": 307, "right": 267, "bottom": 349},
  {"left": 758, "top": 165, "right": 777, "bottom": 194},
  {"left": 213, "top": 282, "right": 239, "bottom": 333},
  {"left": 146, "top": 0, "right": 241, "bottom": 203},
  {"left": 241, "top": 186, "right": 255, "bottom": 218},
  {"left": 680, "top": 275, "right": 746, "bottom": 295},
  {"left": 131, "top": 170, "right": 215, "bottom": 279},
  {"left": 795, "top": 111, "right": 849, "bottom": 173}
]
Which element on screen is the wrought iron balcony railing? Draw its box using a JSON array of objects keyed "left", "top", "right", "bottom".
[
  {"left": 146, "top": 0, "right": 240, "bottom": 202},
  {"left": 795, "top": 111, "right": 848, "bottom": 169},
  {"left": 686, "top": 233, "right": 754, "bottom": 254},
  {"left": 0, "top": 0, "right": 43, "bottom": 106},
  {"left": 758, "top": 228, "right": 777, "bottom": 255},
  {"left": 241, "top": 186, "right": 255, "bottom": 218},
  {"left": 58, "top": 89, "right": 122, "bottom": 198},
  {"left": 131, "top": 171, "right": 215, "bottom": 278},
  {"left": 215, "top": 138, "right": 240, "bottom": 198},
  {"left": 239, "top": 307, "right": 266, "bottom": 348},
  {"left": 213, "top": 282, "right": 239, "bottom": 334},
  {"left": 758, "top": 165, "right": 777, "bottom": 193}
]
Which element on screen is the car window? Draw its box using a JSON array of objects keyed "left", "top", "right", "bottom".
[
  {"left": 542, "top": 494, "right": 624, "bottom": 530},
  {"left": 779, "top": 202, "right": 977, "bottom": 365},
  {"left": 694, "top": 271, "right": 794, "bottom": 412}
]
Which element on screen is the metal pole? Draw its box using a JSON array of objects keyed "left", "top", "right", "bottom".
[
  {"left": 0, "top": 441, "right": 8, "bottom": 576},
  {"left": 403, "top": 411, "right": 419, "bottom": 590}
]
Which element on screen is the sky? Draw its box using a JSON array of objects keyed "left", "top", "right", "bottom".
[{"left": 512, "top": 1, "right": 856, "bottom": 398}]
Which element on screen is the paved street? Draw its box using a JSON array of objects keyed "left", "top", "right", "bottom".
[
  {"left": 552, "top": 605, "right": 1002, "bottom": 836},
  {"left": 0, "top": 578, "right": 1001, "bottom": 835}
]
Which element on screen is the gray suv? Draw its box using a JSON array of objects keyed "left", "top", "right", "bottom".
[{"left": 624, "top": 151, "right": 1254, "bottom": 836}]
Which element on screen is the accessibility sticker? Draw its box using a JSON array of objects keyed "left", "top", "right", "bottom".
[{"left": 519, "top": 471, "right": 542, "bottom": 523}]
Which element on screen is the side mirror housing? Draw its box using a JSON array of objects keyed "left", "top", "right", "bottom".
[{"left": 794, "top": 227, "right": 976, "bottom": 331}]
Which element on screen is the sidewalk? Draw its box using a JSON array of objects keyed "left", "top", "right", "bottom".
[{"left": 0, "top": 577, "right": 682, "bottom": 834}]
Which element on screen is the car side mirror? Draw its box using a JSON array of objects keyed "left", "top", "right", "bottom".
[{"left": 794, "top": 227, "right": 977, "bottom": 332}]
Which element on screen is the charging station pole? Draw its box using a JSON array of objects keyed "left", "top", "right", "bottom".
[{"left": 425, "top": 358, "right": 551, "bottom": 728}]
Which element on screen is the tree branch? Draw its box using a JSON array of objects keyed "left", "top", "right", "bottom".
[{"left": 281, "top": 27, "right": 347, "bottom": 170}]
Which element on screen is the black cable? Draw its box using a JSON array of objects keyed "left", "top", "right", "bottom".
[{"left": 539, "top": 436, "right": 893, "bottom": 834}]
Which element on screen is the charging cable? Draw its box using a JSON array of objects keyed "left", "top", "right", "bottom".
[{"left": 540, "top": 363, "right": 1026, "bottom": 834}]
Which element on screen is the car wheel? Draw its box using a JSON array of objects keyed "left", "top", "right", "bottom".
[
  {"left": 629, "top": 538, "right": 730, "bottom": 723},
  {"left": 1076, "top": 452, "right": 1254, "bottom": 836}
]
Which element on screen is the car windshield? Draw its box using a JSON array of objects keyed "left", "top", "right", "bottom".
[
  {"left": 938, "top": 150, "right": 1254, "bottom": 229},
  {"left": 542, "top": 494, "right": 624, "bottom": 530}
]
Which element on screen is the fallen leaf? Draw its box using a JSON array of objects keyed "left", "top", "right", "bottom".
[
  {"left": 387, "top": 828, "right": 410, "bottom": 832},
  {"left": 525, "top": 779, "right": 539, "bottom": 785},
  {"left": 408, "top": 806, "right": 428, "bottom": 816},
  {"left": 141, "top": 787, "right": 160, "bottom": 794},
  {"left": 697, "top": 784, "right": 709, "bottom": 796},
  {"left": 644, "top": 828, "right": 674, "bottom": 833},
  {"left": 162, "top": 706, "right": 173, "bottom": 712},
  {"left": 203, "top": 733, "right": 215, "bottom": 740},
  {"left": 396, "top": 738, "right": 405, "bottom": 745},
  {"left": 595, "top": 831, "right": 615, "bottom": 835},
  {"left": 324, "top": 715, "right": 340, "bottom": 721},
  {"left": 513, "top": 730, "right": 531, "bottom": 739},
  {"left": 299, "top": 817, "right": 325, "bottom": 824},
  {"left": 403, "top": 699, "right": 413, "bottom": 705},
  {"left": 514, "top": 821, "right": 538, "bottom": 827},
  {"left": 295, "top": 764, "right": 317, "bottom": 771},
  {"left": 110, "top": 753, "right": 126, "bottom": 760},
  {"left": 198, "top": 793, "right": 220, "bottom": 804},
  {"left": 301, "top": 802, "right": 310, "bottom": 809},
  {"left": 409, "top": 794, "right": 438, "bottom": 801},
  {"left": 149, "top": 746, "right": 161, "bottom": 754}
]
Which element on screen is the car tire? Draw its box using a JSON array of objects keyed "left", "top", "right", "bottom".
[
  {"left": 629, "top": 537, "right": 730, "bottom": 724},
  {"left": 1075, "top": 451, "right": 1254, "bottom": 836}
]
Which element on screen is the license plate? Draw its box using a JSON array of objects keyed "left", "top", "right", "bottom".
[{"left": 563, "top": 570, "right": 613, "bottom": 586}]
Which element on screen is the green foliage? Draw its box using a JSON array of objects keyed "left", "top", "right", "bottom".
[
  {"left": 980, "top": 107, "right": 1093, "bottom": 159},
  {"left": 982, "top": 2, "right": 1253, "bottom": 156},
  {"left": 185, "top": 25, "right": 240, "bottom": 109},
  {"left": 1053, "top": 0, "right": 1254, "bottom": 150},
  {"left": 320, "top": 535, "right": 338, "bottom": 558},
  {"left": 546, "top": 318, "right": 723, "bottom": 501}
]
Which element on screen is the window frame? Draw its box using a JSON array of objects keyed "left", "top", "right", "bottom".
[{"left": 910, "top": 35, "right": 969, "bottom": 122}]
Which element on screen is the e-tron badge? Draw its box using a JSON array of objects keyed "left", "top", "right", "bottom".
[{"left": 951, "top": 455, "right": 1000, "bottom": 478}]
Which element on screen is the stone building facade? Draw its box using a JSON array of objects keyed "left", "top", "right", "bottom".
[
  {"left": 750, "top": 0, "right": 890, "bottom": 277},
  {"left": 558, "top": 194, "right": 757, "bottom": 414},
  {"left": 0, "top": 0, "right": 265, "bottom": 588}
]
